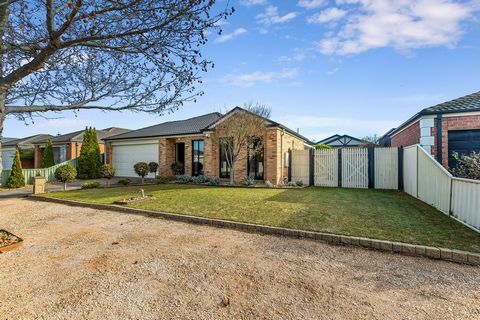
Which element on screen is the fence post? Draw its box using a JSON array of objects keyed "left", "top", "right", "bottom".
[
  {"left": 398, "top": 147, "right": 404, "bottom": 191},
  {"left": 309, "top": 148, "right": 314, "bottom": 186},
  {"left": 287, "top": 149, "right": 292, "bottom": 182},
  {"left": 368, "top": 147, "right": 375, "bottom": 189},
  {"left": 448, "top": 178, "right": 453, "bottom": 215},
  {"left": 416, "top": 145, "right": 419, "bottom": 198},
  {"left": 338, "top": 148, "right": 342, "bottom": 188}
]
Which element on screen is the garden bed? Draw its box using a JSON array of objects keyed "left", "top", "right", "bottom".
[
  {"left": 113, "top": 195, "right": 154, "bottom": 205},
  {"left": 0, "top": 229, "right": 23, "bottom": 253}
]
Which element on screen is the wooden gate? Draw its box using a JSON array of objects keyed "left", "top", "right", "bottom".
[
  {"left": 314, "top": 149, "right": 338, "bottom": 187},
  {"left": 341, "top": 148, "right": 368, "bottom": 188}
]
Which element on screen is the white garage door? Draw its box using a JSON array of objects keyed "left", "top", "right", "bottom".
[
  {"left": 112, "top": 141, "right": 159, "bottom": 178},
  {"left": 2, "top": 147, "right": 16, "bottom": 170}
]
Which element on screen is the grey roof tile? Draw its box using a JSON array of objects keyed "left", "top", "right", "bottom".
[{"left": 3, "top": 134, "right": 54, "bottom": 147}]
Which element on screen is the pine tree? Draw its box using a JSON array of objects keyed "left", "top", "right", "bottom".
[
  {"left": 7, "top": 149, "right": 26, "bottom": 188},
  {"left": 77, "top": 127, "right": 102, "bottom": 179},
  {"left": 40, "top": 139, "right": 55, "bottom": 168}
]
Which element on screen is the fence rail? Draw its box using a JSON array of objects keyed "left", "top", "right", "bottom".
[{"left": 1, "top": 158, "right": 78, "bottom": 187}]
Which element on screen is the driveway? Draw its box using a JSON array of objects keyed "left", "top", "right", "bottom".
[{"left": 1, "top": 198, "right": 479, "bottom": 319}]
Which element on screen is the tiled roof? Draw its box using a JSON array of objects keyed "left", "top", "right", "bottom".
[
  {"left": 3, "top": 134, "right": 54, "bottom": 147},
  {"left": 421, "top": 91, "right": 480, "bottom": 114},
  {"left": 105, "top": 113, "right": 223, "bottom": 140},
  {"left": 34, "top": 127, "right": 131, "bottom": 144}
]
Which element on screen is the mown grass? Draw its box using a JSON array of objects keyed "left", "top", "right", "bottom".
[{"left": 43, "top": 184, "right": 480, "bottom": 252}]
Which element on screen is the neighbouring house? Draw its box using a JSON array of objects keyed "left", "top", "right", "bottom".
[
  {"left": 33, "top": 127, "right": 130, "bottom": 168},
  {"left": 2, "top": 134, "right": 53, "bottom": 169},
  {"left": 316, "top": 134, "right": 364, "bottom": 147},
  {"left": 386, "top": 91, "right": 480, "bottom": 169},
  {"left": 104, "top": 108, "right": 313, "bottom": 184}
]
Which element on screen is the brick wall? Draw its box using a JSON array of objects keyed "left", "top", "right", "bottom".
[
  {"left": 440, "top": 114, "right": 480, "bottom": 167},
  {"left": 391, "top": 121, "right": 420, "bottom": 148}
]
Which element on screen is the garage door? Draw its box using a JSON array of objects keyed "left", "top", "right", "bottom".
[
  {"left": 2, "top": 147, "right": 16, "bottom": 170},
  {"left": 448, "top": 130, "right": 480, "bottom": 168},
  {"left": 112, "top": 141, "right": 159, "bottom": 177}
]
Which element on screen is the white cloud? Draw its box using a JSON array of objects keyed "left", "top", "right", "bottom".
[
  {"left": 240, "top": 0, "right": 267, "bottom": 6},
  {"left": 35, "top": 118, "right": 90, "bottom": 130},
  {"left": 256, "top": 6, "right": 298, "bottom": 25},
  {"left": 326, "top": 67, "right": 339, "bottom": 75},
  {"left": 307, "top": 8, "right": 347, "bottom": 24},
  {"left": 315, "top": 0, "right": 473, "bottom": 55},
  {"left": 215, "top": 28, "right": 247, "bottom": 43},
  {"left": 298, "top": 0, "right": 326, "bottom": 9},
  {"left": 278, "top": 48, "right": 307, "bottom": 62},
  {"left": 225, "top": 68, "right": 298, "bottom": 87}
]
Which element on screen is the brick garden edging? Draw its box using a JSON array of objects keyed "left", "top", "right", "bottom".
[{"left": 32, "top": 196, "right": 480, "bottom": 266}]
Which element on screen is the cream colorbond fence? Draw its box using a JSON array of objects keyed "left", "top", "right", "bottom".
[
  {"left": 291, "top": 149, "right": 310, "bottom": 186},
  {"left": 403, "top": 145, "right": 479, "bottom": 233},
  {"left": 374, "top": 147, "right": 398, "bottom": 190}
]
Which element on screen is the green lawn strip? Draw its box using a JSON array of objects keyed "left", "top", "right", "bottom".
[{"left": 43, "top": 184, "right": 480, "bottom": 253}]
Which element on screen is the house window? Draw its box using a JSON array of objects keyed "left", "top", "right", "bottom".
[
  {"left": 247, "top": 138, "right": 264, "bottom": 180},
  {"left": 219, "top": 138, "right": 232, "bottom": 178},
  {"left": 192, "top": 139, "right": 204, "bottom": 176}
]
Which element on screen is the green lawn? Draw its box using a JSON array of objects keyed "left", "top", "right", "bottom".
[{"left": 43, "top": 184, "right": 480, "bottom": 252}]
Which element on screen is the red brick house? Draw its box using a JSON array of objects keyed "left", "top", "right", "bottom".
[
  {"left": 387, "top": 91, "right": 480, "bottom": 168},
  {"left": 104, "top": 107, "right": 312, "bottom": 184}
]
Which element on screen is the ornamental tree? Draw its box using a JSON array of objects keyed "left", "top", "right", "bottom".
[
  {"left": 54, "top": 164, "right": 77, "bottom": 191},
  {"left": 40, "top": 139, "right": 55, "bottom": 168},
  {"left": 0, "top": 0, "right": 233, "bottom": 172},
  {"left": 134, "top": 162, "right": 149, "bottom": 184},
  {"left": 100, "top": 164, "right": 115, "bottom": 187},
  {"left": 77, "top": 127, "right": 102, "bottom": 179},
  {"left": 6, "top": 149, "right": 25, "bottom": 188}
]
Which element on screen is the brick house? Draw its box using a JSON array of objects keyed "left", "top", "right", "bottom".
[
  {"left": 2, "top": 134, "right": 53, "bottom": 169},
  {"left": 33, "top": 127, "right": 130, "bottom": 168},
  {"left": 387, "top": 91, "right": 480, "bottom": 168},
  {"left": 104, "top": 107, "right": 312, "bottom": 184}
]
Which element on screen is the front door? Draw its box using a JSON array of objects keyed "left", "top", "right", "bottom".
[{"left": 175, "top": 143, "right": 185, "bottom": 175}]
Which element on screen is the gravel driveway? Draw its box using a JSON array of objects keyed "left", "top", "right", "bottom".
[{"left": 1, "top": 198, "right": 479, "bottom": 319}]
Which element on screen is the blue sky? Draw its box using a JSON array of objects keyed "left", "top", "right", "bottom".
[{"left": 4, "top": 0, "right": 480, "bottom": 141}]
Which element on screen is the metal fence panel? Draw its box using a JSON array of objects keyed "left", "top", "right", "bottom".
[
  {"left": 291, "top": 149, "right": 310, "bottom": 186},
  {"left": 374, "top": 147, "right": 398, "bottom": 190},
  {"left": 451, "top": 178, "right": 480, "bottom": 231},
  {"left": 403, "top": 146, "right": 418, "bottom": 197}
]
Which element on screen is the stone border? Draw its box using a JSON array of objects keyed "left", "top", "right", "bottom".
[{"left": 32, "top": 196, "right": 480, "bottom": 266}]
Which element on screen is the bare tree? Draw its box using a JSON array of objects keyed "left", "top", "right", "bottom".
[
  {"left": 361, "top": 134, "right": 380, "bottom": 147},
  {"left": 0, "top": 0, "right": 233, "bottom": 171},
  {"left": 213, "top": 102, "right": 270, "bottom": 185}
]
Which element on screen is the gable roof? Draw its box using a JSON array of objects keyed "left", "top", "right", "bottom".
[
  {"left": 387, "top": 91, "right": 480, "bottom": 137},
  {"left": 3, "top": 134, "right": 54, "bottom": 148},
  {"left": 316, "top": 134, "right": 364, "bottom": 146},
  {"left": 34, "top": 127, "right": 131, "bottom": 144},
  {"left": 105, "top": 113, "right": 222, "bottom": 141},
  {"left": 1, "top": 136, "right": 18, "bottom": 144}
]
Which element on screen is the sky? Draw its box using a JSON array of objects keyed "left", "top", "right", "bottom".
[{"left": 4, "top": 0, "right": 480, "bottom": 142}]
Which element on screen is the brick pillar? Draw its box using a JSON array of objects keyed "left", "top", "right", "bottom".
[{"left": 34, "top": 145, "right": 42, "bottom": 169}]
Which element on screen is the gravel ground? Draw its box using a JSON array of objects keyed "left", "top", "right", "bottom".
[{"left": 1, "top": 198, "right": 479, "bottom": 320}]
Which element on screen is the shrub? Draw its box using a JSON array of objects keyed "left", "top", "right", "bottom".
[
  {"left": 118, "top": 178, "right": 132, "bottom": 186},
  {"left": 100, "top": 164, "right": 115, "bottom": 186},
  {"left": 6, "top": 149, "right": 25, "bottom": 188},
  {"left": 148, "top": 162, "right": 159, "bottom": 175},
  {"left": 208, "top": 177, "right": 221, "bottom": 186},
  {"left": 35, "top": 170, "right": 42, "bottom": 177},
  {"left": 54, "top": 164, "right": 77, "bottom": 191},
  {"left": 315, "top": 144, "right": 332, "bottom": 150},
  {"left": 81, "top": 181, "right": 101, "bottom": 189},
  {"left": 287, "top": 181, "right": 297, "bottom": 187},
  {"left": 241, "top": 175, "right": 256, "bottom": 186},
  {"left": 295, "top": 180, "right": 304, "bottom": 187},
  {"left": 155, "top": 175, "right": 172, "bottom": 184},
  {"left": 265, "top": 180, "right": 274, "bottom": 188},
  {"left": 134, "top": 162, "right": 149, "bottom": 184},
  {"left": 40, "top": 139, "right": 55, "bottom": 168},
  {"left": 20, "top": 150, "right": 34, "bottom": 160},
  {"left": 177, "top": 175, "right": 192, "bottom": 184},
  {"left": 451, "top": 151, "right": 480, "bottom": 180},
  {"left": 170, "top": 161, "right": 184, "bottom": 175},
  {"left": 77, "top": 128, "right": 102, "bottom": 179},
  {"left": 192, "top": 175, "right": 208, "bottom": 184}
]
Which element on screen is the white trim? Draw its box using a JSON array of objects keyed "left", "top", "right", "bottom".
[
  {"left": 107, "top": 133, "right": 206, "bottom": 144},
  {"left": 442, "top": 111, "right": 480, "bottom": 118}
]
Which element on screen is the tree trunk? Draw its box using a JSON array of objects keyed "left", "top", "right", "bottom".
[
  {"left": 64, "top": 182, "right": 67, "bottom": 191},
  {"left": 0, "top": 109, "right": 5, "bottom": 175},
  {"left": 0, "top": 0, "right": 10, "bottom": 177},
  {"left": 141, "top": 176, "right": 144, "bottom": 185},
  {"left": 230, "top": 161, "right": 235, "bottom": 185}
]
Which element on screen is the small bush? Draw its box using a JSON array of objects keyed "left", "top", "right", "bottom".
[
  {"left": 6, "top": 149, "right": 25, "bottom": 188},
  {"left": 118, "top": 178, "right": 132, "bottom": 186},
  {"left": 177, "top": 175, "right": 192, "bottom": 184},
  {"left": 295, "top": 180, "right": 304, "bottom": 187},
  {"left": 40, "top": 139, "right": 55, "bottom": 168},
  {"left": 287, "top": 181, "right": 297, "bottom": 187},
  {"left": 171, "top": 161, "right": 184, "bottom": 175},
  {"left": 155, "top": 175, "right": 172, "bottom": 184},
  {"left": 192, "top": 175, "right": 208, "bottom": 184},
  {"left": 54, "top": 164, "right": 77, "bottom": 191},
  {"left": 265, "top": 180, "right": 274, "bottom": 188},
  {"left": 134, "top": 162, "right": 149, "bottom": 184},
  {"left": 81, "top": 181, "right": 101, "bottom": 189},
  {"left": 451, "top": 151, "right": 480, "bottom": 180},
  {"left": 315, "top": 144, "right": 332, "bottom": 150},
  {"left": 148, "top": 162, "right": 159, "bottom": 175},
  {"left": 241, "top": 176, "right": 256, "bottom": 186},
  {"left": 208, "top": 177, "right": 221, "bottom": 186}
]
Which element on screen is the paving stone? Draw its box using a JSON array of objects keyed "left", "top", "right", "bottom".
[
  {"left": 392, "top": 242, "right": 403, "bottom": 253},
  {"left": 371, "top": 240, "right": 381, "bottom": 250},
  {"left": 349, "top": 237, "right": 360, "bottom": 246},
  {"left": 340, "top": 236, "right": 351, "bottom": 245},
  {"left": 415, "top": 245, "right": 426, "bottom": 256},
  {"left": 451, "top": 250, "right": 469, "bottom": 263},
  {"left": 358, "top": 238, "right": 371, "bottom": 248},
  {"left": 401, "top": 244, "right": 416, "bottom": 255},
  {"left": 440, "top": 248, "right": 453, "bottom": 260},
  {"left": 467, "top": 253, "right": 480, "bottom": 265},
  {"left": 425, "top": 247, "right": 441, "bottom": 259},
  {"left": 379, "top": 241, "right": 393, "bottom": 251}
]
